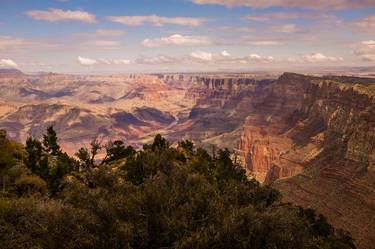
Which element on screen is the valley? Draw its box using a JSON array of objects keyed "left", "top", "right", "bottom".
[{"left": 0, "top": 69, "right": 374, "bottom": 248}]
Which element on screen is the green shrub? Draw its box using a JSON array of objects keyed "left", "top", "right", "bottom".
[{"left": 15, "top": 175, "right": 47, "bottom": 196}]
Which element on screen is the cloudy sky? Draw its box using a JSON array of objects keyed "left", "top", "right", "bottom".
[{"left": 0, "top": 0, "right": 374, "bottom": 73}]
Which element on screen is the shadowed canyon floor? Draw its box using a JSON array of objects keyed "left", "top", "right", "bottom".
[{"left": 0, "top": 70, "right": 374, "bottom": 248}]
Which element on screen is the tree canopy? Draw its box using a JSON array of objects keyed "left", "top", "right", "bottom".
[{"left": 0, "top": 128, "right": 356, "bottom": 249}]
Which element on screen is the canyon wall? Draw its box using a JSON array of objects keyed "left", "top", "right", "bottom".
[
  {"left": 0, "top": 71, "right": 374, "bottom": 248},
  {"left": 186, "top": 73, "right": 375, "bottom": 249}
]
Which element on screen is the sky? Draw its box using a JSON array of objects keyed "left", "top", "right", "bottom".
[{"left": 0, "top": 0, "right": 374, "bottom": 73}]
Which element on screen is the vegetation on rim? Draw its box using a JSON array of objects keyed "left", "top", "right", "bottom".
[{"left": 0, "top": 126, "right": 356, "bottom": 249}]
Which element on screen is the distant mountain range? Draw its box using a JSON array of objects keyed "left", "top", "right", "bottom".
[{"left": 0, "top": 68, "right": 24, "bottom": 75}]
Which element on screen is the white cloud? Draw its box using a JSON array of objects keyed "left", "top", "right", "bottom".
[
  {"left": 189, "top": 50, "right": 239, "bottom": 63},
  {"left": 0, "top": 36, "right": 62, "bottom": 53},
  {"left": 0, "top": 36, "right": 29, "bottom": 49},
  {"left": 217, "top": 26, "right": 256, "bottom": 33},
  {"left": 269, "top": 24, "right": 299, "bottom": 33},
  {"left": 95, "top": 29, "right": 126, "bottom": 36},
  {"left": 113, "top": 59, "right": 131, "bottom": 65},
  {"left": 77, "top": 56, "right": 97, "bottom": 65},
  {"left": 244, "top": 16, "right": 270, "bottom": 22},
  {"left": 87, "top": 40, "right": 121, "bottom": 47},
  {"left": 303, "top": 53, "right": 343, "bottom": 63},
  {"left": 142, "top": 34, "right": 212, "bottom": 47},
  {"left": 73, "top": 30, "right": 126, "bottom": 43},
  {"left": 247, "top": 40, "right": 284, "bottom": 46},
  {"left": 359, "top": 54, "right": 375, "bottom": 61},
  {"left": 136, "top": 50, "right": 276, "bottom": 65},
  {"left": 243, "top": 12, "right": 320, "bottom": 22},
  {"left": 136, "top": 51, "right": 223, "bottom": 64},
  {"left": 190, "top": 51, "right": 275, "bottom": 64},
  {"left": 0, "top": 59, "right": 18, "bottom": 68},
  {"left": 26, "top": 8, "right": 96, "bottom": 23},
  {"left": 352, "top": 15, "right": 375, "bottom": 34},
  {"left": 352, "top": 40, "right": 375, "bottom": 61},
  {"left": 75, "top": 40, "right": 123, "bottom": 50},
  {"left": 190, "top": 51, "right": 213, "bottom": 61},
  {"left": 136, "top": 55, "right": 178, "bottom": 65},
  {"left": 77, "top": 56, "right": 131, "bottom": 66},
  {"left": 221, "top": 50, "right": 231, "bottom": 57},
  {"left": 191, "top": 0, "right": 375, "bottom": 9},
  {"left": 245, "top": 54, "right": 274, "bottom": 63},
  {"left": 107, "top": 15, "right": 206, "bottom": 27},
  {"left": 133, "top": 50, "right": 347, "bottom": 67},
  {"left": 236, "top": 27, "right": 256, "bottom": 33}
]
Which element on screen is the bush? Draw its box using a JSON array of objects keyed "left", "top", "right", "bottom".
[{"left": 15, "top": 175, "right": 47, "bottom": 196}]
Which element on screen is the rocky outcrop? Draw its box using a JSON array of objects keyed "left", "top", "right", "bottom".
[{"left": 187, "top": 77, "right": 273, "bottom": 105}]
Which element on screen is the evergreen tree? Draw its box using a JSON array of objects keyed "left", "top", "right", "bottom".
[
  {"left": 42, "top": 126, "right": 61, "bottom": 156},
  {"left": 76, "top": 147, "right": 91, "bottom": 168},
  {"left": 25, "top": 127, "right": 77, "bottom": 195},
  {"left": 178, "top": 140, "right": 194, "bottom": 154},
  {"left": 151, "top": 134, "right": 169, "bottom": 151},
  {"left": 103, "top": 140, "right": 135, "bottom": 163},
  {"left": 25, "top": 137, "right": 43, "bottom": 174}
]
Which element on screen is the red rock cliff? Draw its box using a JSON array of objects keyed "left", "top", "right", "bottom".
[{"left": 186, "top": 73, "right": 375, "bottom": 249}]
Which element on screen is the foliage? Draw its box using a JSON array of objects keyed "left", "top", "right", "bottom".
[
  {"left": 0, "top": 129, "right": 357, "bottom": 249},
  {"left": 24, "top": 126, "right": 78, "bottom": 196},
  {"left": 104, "top": 140, "right": 135, "bottom": 164},
  {"left": 0, "top": 130, "right": 26, "bottom": 194},
  {"left": 42, "top": 126, "right": 61, "bottom": 156},
  {"left": 15, "top": 174, "right": 47, "bottom": 196}
]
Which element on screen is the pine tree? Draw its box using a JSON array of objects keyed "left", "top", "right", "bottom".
[
  {"left": 25, "top": 137, "right": 43, "bottom": 174},
  {"left": 151, "top": 134, "right": 169, "bottom": 151},
  {"left": 43, "top": 126, "right": 61, "bottom": 156},
  {"left": 103, "top": 140, "right": 135, "bottom": 163}
]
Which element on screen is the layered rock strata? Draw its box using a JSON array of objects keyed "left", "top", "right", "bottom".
[{"left": 185, "top": 73, "right": 375, "bottom": 249}]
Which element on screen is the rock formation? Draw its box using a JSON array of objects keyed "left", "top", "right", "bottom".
[
  {"left": 184, "top": 72, "right": 375, "bottom": 249},
  {"left": 0, "top": 71, "right": 374, "bottom": 248}
]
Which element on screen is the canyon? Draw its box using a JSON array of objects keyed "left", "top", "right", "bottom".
[
  {"left": 183, "top": 73, "right": 375, "bottom": 249},
  {"left": 0, "top": 70, "right": 374, "bottom": 248}
]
